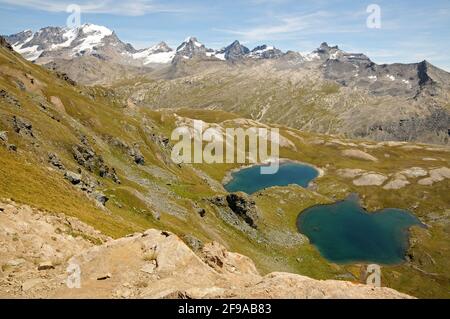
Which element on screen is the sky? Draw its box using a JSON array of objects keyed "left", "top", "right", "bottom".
[{"left": 0, "top": 0, "right": 449, "bottom": 71}]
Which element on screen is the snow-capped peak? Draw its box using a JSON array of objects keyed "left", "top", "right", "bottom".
[
  {"left": 248, "top": 45, "right": 283, "bottom": 59},
  {"left": 79, "top": 24, "right": 113, "bottom": 37}
]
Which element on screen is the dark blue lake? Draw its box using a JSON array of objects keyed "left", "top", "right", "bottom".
[
  {"left": 297, "top": 195, "right": 424, "bottom": 265},
  {"left": 224, "top": 162, "right": 319, "bottom": 194}
]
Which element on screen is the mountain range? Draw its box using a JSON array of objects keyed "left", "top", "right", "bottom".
[
  {"left": 4, "top": 24, "right": 316, "bottom": 65},
  {"left": 3, "top": 24, "right": 450, "bottom": 145}
]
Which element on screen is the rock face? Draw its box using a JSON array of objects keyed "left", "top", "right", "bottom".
[
  {"left": 225, "top": 193, "right": 260, "bottom": 229},
  {"left": 220, "top": 40, "right": 250, "bottom": 61}
]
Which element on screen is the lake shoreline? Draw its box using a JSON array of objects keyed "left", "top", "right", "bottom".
[
  {"left": 221, "top": 158, "right": 324, "bottom": 186},
  {"left": 296, "top": 195, "right": 425, "bottom": 266}
]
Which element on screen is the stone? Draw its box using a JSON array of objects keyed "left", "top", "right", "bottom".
[
  {"left": 353, "top": 173, "right": 388, "bottom": 186},
  {"left": 48, "top": 153, "right": 65, "bottom": 170},
  {"left": 400, "top": 167, "right": 428, "bottom": 179},
  {"left": 342, "top": 149, "right": 378, "bottom": 162},
  {"left": 7, "top": 144, "right": 16, "bottom": 152},
  {"left": 383, "top": 175, "right": 410, "bottom": 190},
  {"left": 64, "top": 171, "right": 82, "bottom": 185},
  {"left": 97, "top": 273, "right": 112, "bottom": 281},
  {"left": 418, "top": 167, "right": 450, "bottom": 186},
  {"left": 7, "top": 258, "right": 26, "bottom": 267},
  {"left": 93, "top": 191, "right": 109, "bottom": 206},
  {"left": 0, "top": 131, "right": 8, "bottom": 142},
  {"left": 129, "top": 146, "right": 145, "bottom": 165},
  {"left": 140, "top": 263, "right": 156, "bottom": 275},
  {"left": 197, "top": 208, "right": 206, "bottom": 217},
  {"left": 182, "top": 234, "right": 204, "bottom": 251},
  {"left": 38, "top": 261, "right": 55, "bottom": 271}
]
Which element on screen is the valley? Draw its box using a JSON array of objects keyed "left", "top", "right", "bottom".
[{"left": 0, "top": 24, "right": 449, "bottom": 299}]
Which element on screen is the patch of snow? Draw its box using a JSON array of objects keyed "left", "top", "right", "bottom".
[
  {"left": 329, "top": 52, "right": 339, "bottom": 60},
  {"left": 16, "top": 45, "right": 43, "bottom": 61},
  {"left": 71, "top": 24, "right": 113, "bottom": 55},
  {"left": 12, "top": 33, "right": 34, "bottom": 51},
  {"left": 144, "top": 51, "right": 175, "bottom": 64},
  {"left": 51, "top": 27, "right": 78, "bottom": 50},
  {"left": 301, "top": 52, "right": 320, "bottom": 62},
  {"left": 249, "top": 46, "right": 275, "bottom": 58},
  {"left": 206, "top": 51, "right": 226, "bottom": 60},
  {"left": 386, "top": 75, "right": 396, "bottom": 81},
  {"left": 215, "top": 53, "right": 226, "bottom": 61},
  {"left": 368, "top": 75, "right": 377, "bottom": 80}
]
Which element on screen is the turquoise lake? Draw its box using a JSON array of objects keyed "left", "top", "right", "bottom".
[
  {"left": 223, "top": 162, "right": 319, "bottom": 194},
  {"left": 297, "top": 195, "right": 424, "bottom": 265}
]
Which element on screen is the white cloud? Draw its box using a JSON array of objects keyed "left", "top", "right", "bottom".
[
  {"left": 0, "top": 0, "right": 183, "bottom": 16},
  {"left": 215, "top": 11, "right": 362, "bottom": 42}
]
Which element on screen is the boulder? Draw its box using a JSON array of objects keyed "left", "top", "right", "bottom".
[
  {"left": 64, "top": 171, "right": 82, "bottom": 185},
  {"left": 353, "top": 173, "right": 388, "bottom": 186},
  {"left": 129, "top": 146, "right": 145, "bottom": 165},
  {"left": 93, "top": 191, "right": 109, "bottom": 206},
  {"left": 197, "top": 208, "right": 206, "bottom": 218},
  {"left": 7, "top": 144, "right": 17, "bottom": 152},
  {"left": 48, "top": 153, "right": 65, "bottom": 170},
  {"left": 0, "top": 131, "right": 8, "bottom": 142},
  {"left": 38, "top": 261, "right": 55, "bottom": 271},
  {"left": 182, "top": 234, "right": 204, "bottom": 252}
]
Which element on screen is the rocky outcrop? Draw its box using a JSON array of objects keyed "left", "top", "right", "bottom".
[
  {"left": 0, "top": 203, "right": 411, "bottom": 299},
  {"left": 11, "top": 116, "right": 33, "bottom": 137},
  {"left": 353, "top": 173, "right": 388, "bottom": 186},
  {"left": 48, "top": 152, "right": 65, "bottom": 170},
  {"left": 72, "top": 136, "right": 120, "bottom": 184},
  {"left": 129, "top": 145, "right": 145, "bottom": 165},
  {"left": 0, "top": 131, "right": 7, "bottom": 143},
  {"left": 1, "top": 90, "right": 21, "bottom": 108},
  {"left": 226, "top": 193, "right": 260, "bottom": 229}
]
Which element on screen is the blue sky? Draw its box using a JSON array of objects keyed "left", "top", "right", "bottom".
[{"left": 1, "top": 0, "right": 449, "bottom": 70}]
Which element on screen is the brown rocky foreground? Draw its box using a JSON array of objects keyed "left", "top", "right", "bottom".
[{"left": 0, "top": 201, "right": 413, "bottom": 299}]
